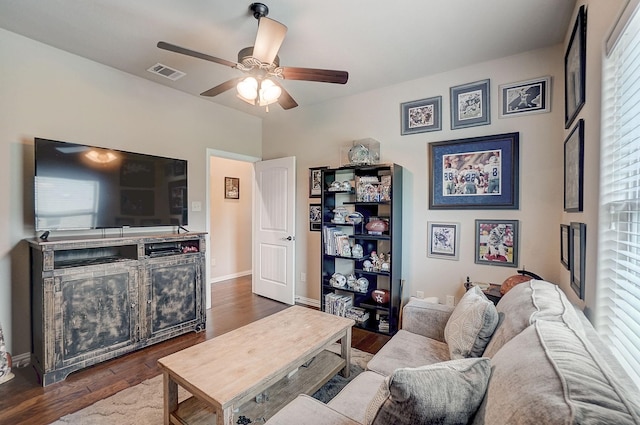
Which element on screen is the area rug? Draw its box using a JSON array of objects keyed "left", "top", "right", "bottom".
[{"left": 51, "top": 345, "right": 372, "bottom": 425}]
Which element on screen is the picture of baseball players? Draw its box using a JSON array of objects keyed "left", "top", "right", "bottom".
[{"left": 441, "top": 149, "right": 501, "bottom": 196}]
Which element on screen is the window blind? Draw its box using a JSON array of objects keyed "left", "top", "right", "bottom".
[{"left": 597, "top": 2, "right": 640, "bottom": 389}]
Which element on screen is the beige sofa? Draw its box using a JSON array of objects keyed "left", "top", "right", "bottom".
[{"left": 266, "top": 280, "right": 640, "bottom": 424}]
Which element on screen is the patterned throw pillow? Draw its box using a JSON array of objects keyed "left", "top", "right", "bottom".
[
  {"left": 444, "top": 286, "right": 499, "bottom": 359},
  {"left": 364, "top": 357, "right": 492, "bottom": 425}
]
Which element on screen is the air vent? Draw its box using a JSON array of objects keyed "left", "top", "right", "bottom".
[{"left": 147, "top": 63, "right": 186, "bottom": 81}]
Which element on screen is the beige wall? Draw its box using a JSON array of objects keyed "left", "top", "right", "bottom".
[
  {"left": 0, "top": 29, "right": 262, "bottom": 354},
  {"left": 209, "top": 157, "right": 253, "bottom": 281}
]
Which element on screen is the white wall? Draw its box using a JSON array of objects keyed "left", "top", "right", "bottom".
[
  {"left": 0, "top": 29, "right": 262, "bottom": 355},
  {"left": 263, "top": 45, "right": 567, "bottom": 305},
  {"left": 209, "top": 157, "right": 253, "bottom": 281}
]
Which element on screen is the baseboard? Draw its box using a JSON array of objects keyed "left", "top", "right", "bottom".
[
  {"left": 11, "top": 352, "right": 31, "bottom": 368},
  {"left": 295, "top": 296, "right": 320, "bottom": 309},
  {"left": 211, "top": 270, "right": 252, "bottom": 283}
]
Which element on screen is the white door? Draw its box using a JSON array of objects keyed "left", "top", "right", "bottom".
[{"left": 252, "top": 156, "right": 296, "bottom": 304}]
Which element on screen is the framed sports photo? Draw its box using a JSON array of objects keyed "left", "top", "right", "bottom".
[
  {"left": 569, "top": 222, "right": 586, "bottom": 299},
  {"left": 429, "top": 132, "right": 519, "bottom": 209},
  {"left": 560, "top": 224, "right": 570, "bottom": 270},
  {"left": 309, "top": 203, "right": 322, "bottom": 231},
  {"left": 401, "top": 96, "right": 442, "bottom": 135},
  {"left": 565, "top": 5, "right": 587, "bottom": 129},
  {"left": 309, "top": 166, "right": 327, "bottom": 198},
  {"left": 564, "top": 119, "right": 584, "bottom": 212},
  {"left": 427, "top": 222, "right": 460, "bottom": 260},
  {"left": 475, "top": 219, "right": 519, "bottom": 268},
  {"left": 450, "top": 79, "right": 491, "bottom": 129},
  {"left": 499, "top": 76, "right": 551, "bottom": 118}
]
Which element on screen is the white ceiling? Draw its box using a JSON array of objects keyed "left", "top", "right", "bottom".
[{"left": 0, "top": 0, "right": 576, "bottom": 118}]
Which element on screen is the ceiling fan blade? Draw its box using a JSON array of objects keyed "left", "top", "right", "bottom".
[
  {"left": 157, "top": 41, "right": 238, "bottom": 68},
  {"left": 280, "top": 67, "right": 349, "bottom": 84},
  {"left": 200, "top": 78, "right": 243, "bottom": 97},
  {"left": 272, "top": 81, "right": 298, "bottom": 110},
  {"left": 252, "top": 17, "right": 287, "bottom": 64}
]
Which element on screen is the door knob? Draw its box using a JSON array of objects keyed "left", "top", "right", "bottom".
[{"left": 283, "top": 236, "right": 295, "bottom": 241}]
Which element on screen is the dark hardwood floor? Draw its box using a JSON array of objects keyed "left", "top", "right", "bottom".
[{"left": 0, "top": 275, "right": 390, "bottom": 425}]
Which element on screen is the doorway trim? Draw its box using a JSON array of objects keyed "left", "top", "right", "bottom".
[{"left": 205, "top": 148, "right": 261, "bottom": 309}]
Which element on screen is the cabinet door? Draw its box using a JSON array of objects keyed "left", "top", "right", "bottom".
[
  {"left": 55, "top": 265, "right": 138, "bottom": 367},
  {"left": 142, "top": 255, "right": 204, "bottom": 340}
]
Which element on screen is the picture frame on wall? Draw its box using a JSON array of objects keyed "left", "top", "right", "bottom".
[
  {"left": 565, "top": 5, "right": 587, "bottom": 129},
  {"left": 564, "top": 119, "right": 584, "bottom": 212},
  {"left": 309, "top": 167, "right": 327, "bottom": 198},
  {"left": 309, "top": 203, "right": 322, "bottom": 231},
  {"left": 560, "top": 224, "right": 570, "bottom": 270},
  {"left": 429, "top": 132, "right": 519, "bottom": 209},
  {"left": 499, "top": 76, "right": 551, "bottom": 118},
  {"left": 427, "top": 222, "right": 460, "bottom": 260},
  {"left": 570, "top": 222, "right": 586, "bottom": 299},
  {"left": 474, "top": 219, "right": 519, "bottom": 268},
  {"left": 400, "top": 96, "right": 442, "bottom": 135},
  {"left": 450, "top": 79, "right": 491, "bottom": 129},
  {"left": 224, "top": 177, "right": 240, "bottom": 199}
]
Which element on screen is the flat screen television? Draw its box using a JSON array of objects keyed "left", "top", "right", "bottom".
[{"left": 34, "top": 138, "right": 188, "bottom": 231}]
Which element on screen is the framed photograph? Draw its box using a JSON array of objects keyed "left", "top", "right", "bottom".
[
  {"left": 168, "top": 179, "right": 187, "bottom": 214},
  {"left": 450, "top": 79, "right": 490, "bottom": 129},
  {"left": 565, "top": 5, "right": 586, "bottom": 129},
  {"left": 564, "top": 119, "right": 584, "bottom": 212},
  {"left": 569, "top": 222, "right": 586, "bottom": 299},
  {"left": 309, "top": 166, "right": 327, "bottom": 198},
  {"left": 429, "top": 132, "right": 519, "bottom": 209},
  {"left": 560, "top": 224, "right": 570, "bottom": 270},
  {"left": 401, "top": 96, "right": 442, "bottom": 135},
  {"left": 224, "top": 177, "right": 239, "bottom": 199},
  {"left": 499, "top": 76, "right": 551, "bottom": 118},
  {"left": 427, "top": 222, "right": 460, "bottom": 260},
  {"left": 475, "top": 219, "right": 519, "bottom": 267},
  {"left": 309, "top": 203, "right": 322, "bottom": 231}
]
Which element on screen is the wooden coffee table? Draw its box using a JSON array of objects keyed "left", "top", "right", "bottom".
[{"left": 157, "top": 306, "right": 355, "bottom": 425}]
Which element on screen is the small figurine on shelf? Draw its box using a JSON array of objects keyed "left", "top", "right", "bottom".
[
  {"left": 352, "top": 244, "right": 364, "bottom": 259},
  {"left": 381, "top": 253, "right": 390, "bottom": 272},
  {"left": 363, "top": 259, "right": 374, "bottom": 272},
  {"left": 346, "top": 273, "right": 357, "bottom": 289},
  {"left": 370, "top": 251, "right": 380, "bottom": 271}
]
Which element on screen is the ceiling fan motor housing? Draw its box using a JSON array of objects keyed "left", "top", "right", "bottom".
[{"left": 250, "top": 3, "right": 269, "bottom": 19}]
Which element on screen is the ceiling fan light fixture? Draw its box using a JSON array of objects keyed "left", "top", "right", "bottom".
[
  {"left": 259, "top": 78, "right": 282, "bottom": 105},
  {"left": 236, "top": 76, "right": 258, "bottom": 101}
]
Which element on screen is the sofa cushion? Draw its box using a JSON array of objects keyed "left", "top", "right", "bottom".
[
  {"left": 473, "top": 320, "right": 640, "bottom": 425},
  {"left": 444, "top": 286, "right": 499, "bottom": 359},
  {"left": 483, "top": 279, "right": 582, "bottom": 357},
  {"left": 327, "top": 371, "right": 386, "bottom": 424},
  {"left": 265, "top": 394, "right": 360, "bottom": 425},
  {"left": 365, "top": 357, "right": 491, "bottom": 425},
  {"left": 366, "top": 329, "right": 450, "bottom": 376}
]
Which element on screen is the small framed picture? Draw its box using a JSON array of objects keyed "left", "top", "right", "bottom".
[
  {"left": 400, "top": 96, "right": 442, "bottom": 135},
  {"left": 224, "top": 177, "right": 239, "bottom": 199},
  {"left": 427, "top": 222, "right": 460, "bottom": 260},
  {"left": 450, "top": 79, "right": 491, "bottom": 129},
  {"left": 565, "top": 5, "right": 587, "bottom": 129},
  {"left": 569, "top": 222, "right": 586, "bottom": 299},
  {"left": 309, "top": 167, "right": 327, "bottom": 198},
  {"left": 429, "top": 132, "right": 519, "bottom": 209},
  {"left": 475, "top": 219, "right": 519, "bottom": 267},
  {"left": 560, "top": 224, "right": 570, "bottom": 270},
  {"left": 309, "top": 203, "right": 322, "bottom": 231},
  {"left": 499, "top": 76, "right": 551, "bottom": 118},
  {"left": 564, "top": 119, "right": 584, "bottom": 212}
]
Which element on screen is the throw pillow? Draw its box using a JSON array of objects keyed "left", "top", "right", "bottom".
[
  {"left": 364, "top": 357, "right": 491, "bottom": 425},
  {"left": 444, "top": 286, "right": 499, "bottom": 359}
]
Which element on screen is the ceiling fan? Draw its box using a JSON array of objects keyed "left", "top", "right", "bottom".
[{"left": 157, "top": 2, "right": 349, "bottom": 110}]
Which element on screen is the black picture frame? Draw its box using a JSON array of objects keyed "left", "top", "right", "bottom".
[
  {"left": 474, "top": 219, "right": 519, "bottom": 268},
  {"left": 427, "top": 222, "right": 460, "bottom": 260},
  {"left": 400, "top": 96, "right": 442, "bottom": 135},
  {"left": 450, "top": 79, "right": 491, "bottom": 129},
  {"left": 309, "top": 166, "right": 327, "bottom": 198},
  {"left": 224, "top": 177, "right": 239, "bottom": 199},
  {"left": 309, "top": 203, "right": 322, "bottom": 231},
  {"left": 429, "top": 132, "right": 519, "bottom": 209},
  {"left": 564, "top": 119, "right": 584, "bottom": 212},
  {"left": 564, "top": 5, "right": 587, "bottom": 129},
  {"left": 560, "top": 224, "right": 570, "bottom": 270},
  {"left": 499, "top": 76, "right": 551, "bottom": 118},
  {"left": 569, "top": 222, "right": 586, "bottom": 299}
]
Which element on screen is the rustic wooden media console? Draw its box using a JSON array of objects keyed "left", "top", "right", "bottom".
[{"left": 28, "top": 232, "right": 207, "bottom": 386}]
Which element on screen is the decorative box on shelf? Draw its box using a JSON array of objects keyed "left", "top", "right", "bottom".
[{"left": 340, "top": 138, "right": 381, "bottom": 167}]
